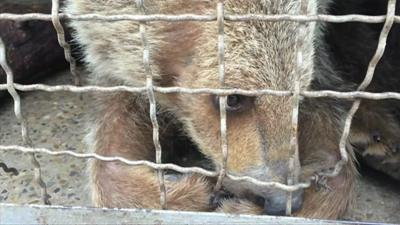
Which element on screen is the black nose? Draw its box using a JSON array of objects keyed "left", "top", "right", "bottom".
[{"left": 254, "top": 190, "right": 304, "bottom": 216}]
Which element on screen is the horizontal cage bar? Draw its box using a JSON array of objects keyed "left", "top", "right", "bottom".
[
  {"left": 0, "top": 13, "right": 399, "bottom": 23},
  {"left": 0, "top": 204, "right": 393, "bottom": 225}
]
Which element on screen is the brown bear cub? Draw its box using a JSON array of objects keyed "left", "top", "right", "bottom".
[
  {"left": 324, "top": 0, "right": 400, "bottom": 182},
  {"left": 65, "top": 0, "right": 361, "bottom": 219}
]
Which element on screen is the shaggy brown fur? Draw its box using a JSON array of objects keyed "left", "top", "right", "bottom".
[
  {"left": 350, "top": 101, "right": 400, "bottom": 181},
  {"left": 323, "top": 0, "right": 400, "bottom": 182},
  {"left": 65, "top": 0, "right": 360, "bottom": 219}
]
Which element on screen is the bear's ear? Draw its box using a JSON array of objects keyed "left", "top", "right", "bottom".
[{"left": 153, "top": 21, "right": 202, "bottom": 87}]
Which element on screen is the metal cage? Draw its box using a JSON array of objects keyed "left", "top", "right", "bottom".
[{"left": 0, "top": 0, "right": 399, "bottom": 224}]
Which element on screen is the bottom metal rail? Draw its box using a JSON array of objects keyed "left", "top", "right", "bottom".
[{"left": 0, "top": 203, "right": 394, "bottom": 225}]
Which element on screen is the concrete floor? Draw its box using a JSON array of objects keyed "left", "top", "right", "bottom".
[
  {"left": 0, "top": 70, "right": 399, "bottom": 223},
  {"left": 0, "top": 71, "right": 90, "bottom": 206}
]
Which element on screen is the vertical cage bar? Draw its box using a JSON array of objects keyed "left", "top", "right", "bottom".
[
  {"left": 286, "top": 0, "right": 309, "bottom": 216},
  {"left": 136, "top": 0, "right": 167, "bottom": 209},
  {"left": 329, "top": 0, "right": 397, "bottom": 178},
  {"left": 51, "top": 0, "right": 81, "bottom": 86},
  {"left": 214, "top": 2, "right": 228, "bottom": 192},
  {"left": 0, "top": 37, "right": 51, "bottom": 205}
]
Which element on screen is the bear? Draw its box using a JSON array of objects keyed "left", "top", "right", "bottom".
[
  {"left": 65, "top": 0, "right": 362, "bottom": 219},
  {"left": 323, "top": 0, "right": 400, "bottom": 181}
]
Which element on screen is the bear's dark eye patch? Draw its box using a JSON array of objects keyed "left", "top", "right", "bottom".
[{"left": 212, "top": 95, "right": 253, "bottom": 113}]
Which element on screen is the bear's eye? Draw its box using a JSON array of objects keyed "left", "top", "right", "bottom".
[
  {"left": 371, "top": 131, "right": 382, "bottom": 143},
  {"left": 212, "top": 95, "right": 252, "bottom": 113},
  {"left": 227, "top": 95, "right": 240, "bottom": 107}
]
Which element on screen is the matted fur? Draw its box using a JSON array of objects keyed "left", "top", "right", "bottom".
[{"left": 65, "top": 0, "right": 362, "bottom": 219}]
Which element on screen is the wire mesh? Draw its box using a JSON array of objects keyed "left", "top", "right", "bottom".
[
  {"left": 0, "top": 37, "right": 50, "bottom": 205},
  {"left": 50, "top": 0, "right": 80, "bottom": 86},
  {"left": 0, "top": 0, "right": 398, "bottom": 221},
  {"left": 136, "top": 0, "right": 168, "bottom": 209},
  {"left": 286, "top": 0, "right": 309, "bottom": 216},
  {"left": 214, "top": 1, "right": 228, "bottom": 195}
]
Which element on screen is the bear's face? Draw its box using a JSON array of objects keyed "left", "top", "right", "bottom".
[
  {"left": 176, "top": 82, "right": 300, "bottom": 210},
  {"left": 171, "top": 2, "right": 317, "bottom": 212}
]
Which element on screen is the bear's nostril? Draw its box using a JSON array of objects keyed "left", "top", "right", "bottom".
[
  {"left": 253, "top": 195, "right": 266, "bottom": 207},
  {"left": 263, "top": 198, "right": 286, "bottom": 216},
  {"left": 263, "top": 190, "right": 304, "bottom": 216}
]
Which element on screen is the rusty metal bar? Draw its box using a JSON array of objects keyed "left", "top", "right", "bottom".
[
  {"left": 50, "top": 0, "right": 81, "bottom": 86},
  {"left": 137, "top": 0, "right": 167, "bottom": 209},
  {"left": 286, "top": 0, "right": 309, "bottom": 216},
  {"left": 214, "top": 1, "right": 229, "bottom": 193}
]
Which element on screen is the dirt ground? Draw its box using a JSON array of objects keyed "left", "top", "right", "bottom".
[{"left": 0, "top": 71, "right": 399, "bottom": 224}]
